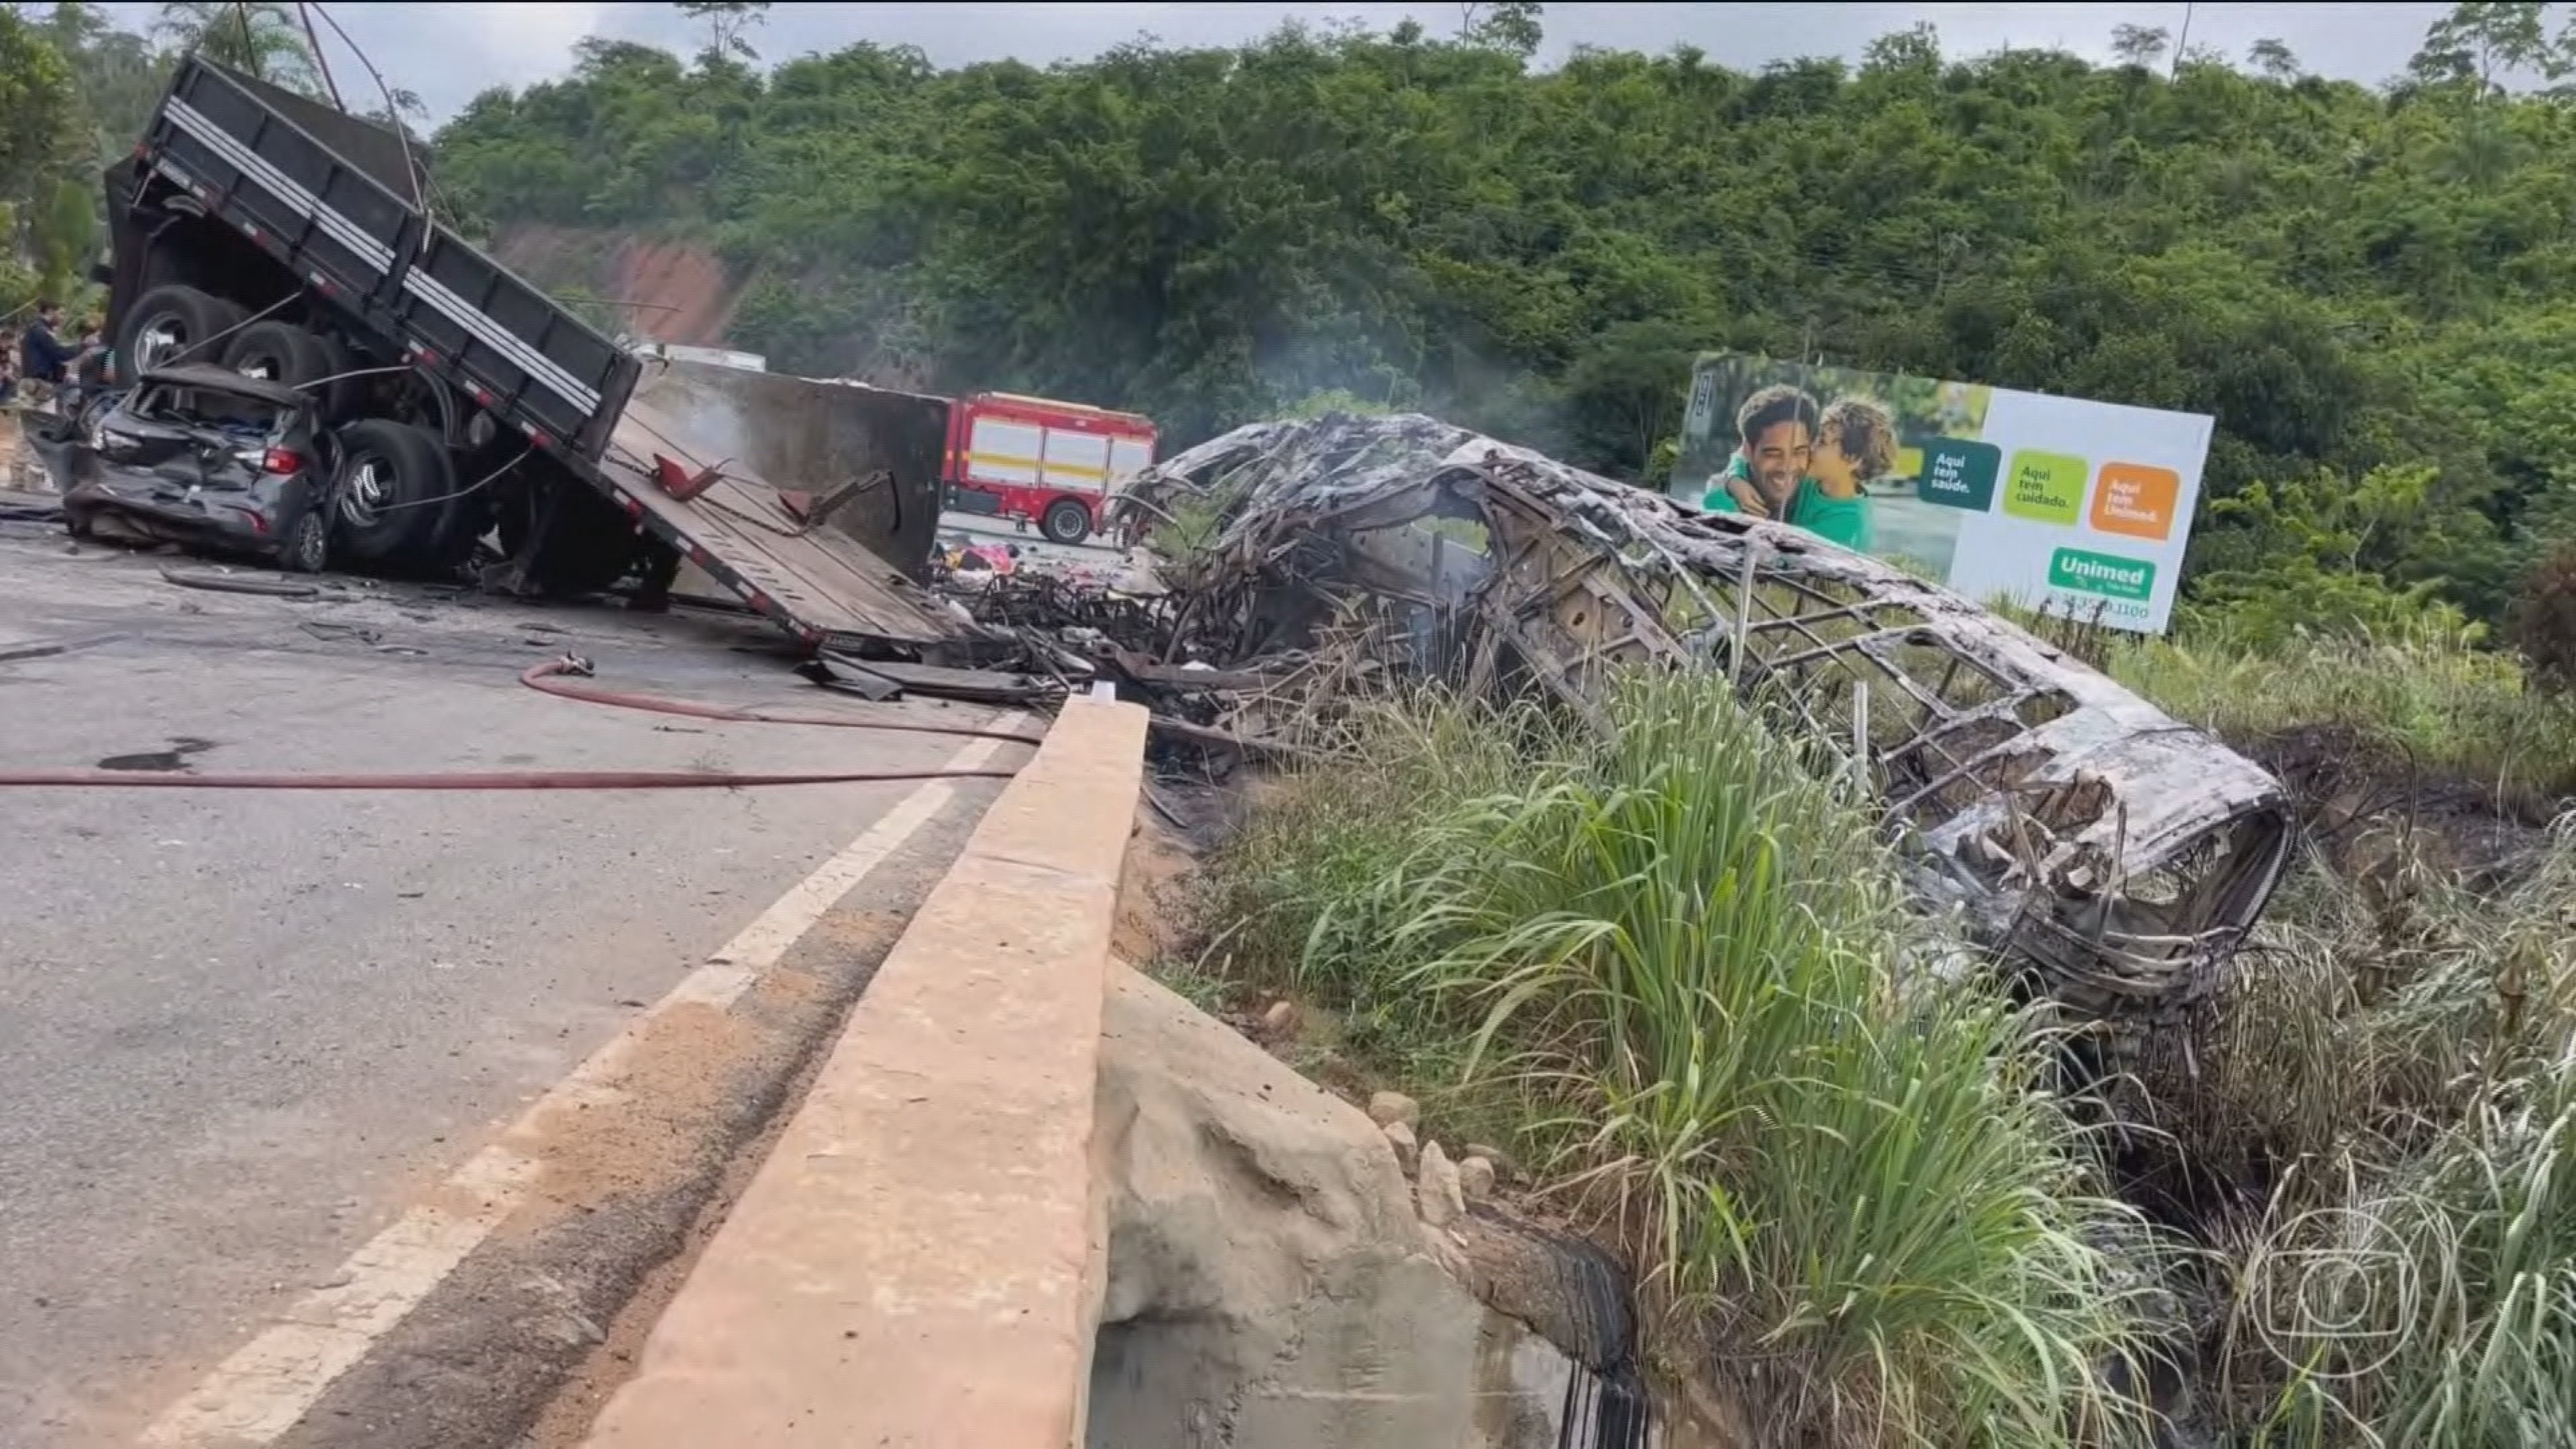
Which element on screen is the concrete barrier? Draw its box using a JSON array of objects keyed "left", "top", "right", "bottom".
[{"left": 578, "top": 695, "right": 1147, "bottom": 1449}]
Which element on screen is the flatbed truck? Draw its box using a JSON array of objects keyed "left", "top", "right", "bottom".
[{"left": 99, "top": 56, "right": 963, "bottom": 651}]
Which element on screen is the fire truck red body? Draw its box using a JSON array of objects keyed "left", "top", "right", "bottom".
[{"left": 940, "top": 391, "right": 1159, "bottom": 545}]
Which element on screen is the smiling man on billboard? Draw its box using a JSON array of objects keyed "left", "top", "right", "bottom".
[{"left": 1700, "top": 383, "right": 1878, "bottom": 550}]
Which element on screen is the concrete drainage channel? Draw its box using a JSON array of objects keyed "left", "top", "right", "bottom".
[
  {"left": 576, "top": 695, "right": 1148, "bottom": 1445},
  {"left": 566, "top": 690, "right": 1676, "bottom": 1449}
]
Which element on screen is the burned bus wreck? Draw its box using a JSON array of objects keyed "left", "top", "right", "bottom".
[{"left": 1114, "top": 414, "right": 2292, "bottom": 1035}]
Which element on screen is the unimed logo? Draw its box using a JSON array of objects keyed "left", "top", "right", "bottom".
[{"left": 2049, "top": 547, "right": 2155, "bottom": 601}]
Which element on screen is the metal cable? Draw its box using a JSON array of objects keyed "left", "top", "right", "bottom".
[
  {"left": 304, "top": 2, "right": 455, "bottom": 225},
  {"left": 356, "top": 443, "right": 531, "bottom": 514},
  {"left": 517, "top": 657, "right": 1045, "bottom": 743}
]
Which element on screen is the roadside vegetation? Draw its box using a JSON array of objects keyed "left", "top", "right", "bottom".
[
  {"left": 1180, "top": 614, "right": 2576, "bottom": 1444},
  {"left": 1195, "top": 674, "right": 2171, "bottom": 1447},
  {"left": 2105, "top": 617, "right": 2576, "bottom": 804},
  {"left": 2154, "top": 837, "right": 2576, "bottom": 1447},
  {"left": 2100, "top": 592, "right": 2576, "bottom": 1446}
]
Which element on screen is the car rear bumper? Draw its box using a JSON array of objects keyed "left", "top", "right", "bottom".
[{"left": 65, "top": 470, "right": 309, "bottom": 556}]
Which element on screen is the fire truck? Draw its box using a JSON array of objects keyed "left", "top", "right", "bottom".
[{"left": 939, "top": 391, "right": 1157, "bottom": 545}]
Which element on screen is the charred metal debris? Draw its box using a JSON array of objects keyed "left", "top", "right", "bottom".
[{"left": 929, "top": 413, "right": 2292, "bottom": 1032}]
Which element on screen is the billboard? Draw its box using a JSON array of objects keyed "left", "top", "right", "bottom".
[{"left": 1670, "top": 353, "right": 2213, "bottom": 634}]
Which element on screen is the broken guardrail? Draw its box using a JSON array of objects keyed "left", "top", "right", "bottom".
[{"left": 1113, "top": 413, "right": 2292, "bottom": 1035}]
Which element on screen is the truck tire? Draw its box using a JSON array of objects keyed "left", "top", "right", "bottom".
[
  {"left": 118, "top": 284, "right": 248, "bottom": 375},
  {"left": 221, "top": 321, "right": 337, "bottom": 413},
  {"left": 331, "top": 419, "right": 453, "bottom": 567},
  {"left": 221, "top": 322, "right": 357, "bottom": 420},
  {"left": 1042, "top": 496, "right": 1092, "bottom": 545}
]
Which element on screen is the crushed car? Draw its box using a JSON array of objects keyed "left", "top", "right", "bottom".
[{"left": 34, "top": 365, "right": 339, "bottom": 572}]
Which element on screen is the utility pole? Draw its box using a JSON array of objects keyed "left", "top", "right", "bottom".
[{"left": 2171, "top": 1, "right": 2194, "bottom": 79}]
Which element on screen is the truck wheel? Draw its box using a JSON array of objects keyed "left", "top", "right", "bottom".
[
  {"left": 1041, "top": 497, "right": 1092, "bottom": 545},
  {"left": 221, "top": 323, "right": 355, "bottom": 419},
  {"left": 118, "top": 284, "right": 248, "bottom": 375},
  {"left": 332, "top": 419, "right": 453, "bottom": 567}
]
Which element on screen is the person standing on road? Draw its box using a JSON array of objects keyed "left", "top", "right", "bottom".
[
  {"left": 17, "top": 301, "right": 74, "bottom": 415},
  {"left": 59, "top": 320, "right": 109, "bottom": 419}
]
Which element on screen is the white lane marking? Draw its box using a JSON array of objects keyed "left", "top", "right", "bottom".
[
  {"left": 136, "top": 717, "right": 1030, "bottom": 1448},
  {"left": 162, "top": 99, "right": 397, "bottom": 272},
  {"left": 137, "top": 1148, "right": 539, "bottom": 1448}
]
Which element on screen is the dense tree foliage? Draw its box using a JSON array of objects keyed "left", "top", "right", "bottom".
[
  {"left": 418, "top": 5, "right": 2576, "bottom": 627},
  {"left": 23, "top": 2, "right": 2576, "bottom": 631},
  {"left": 0, "top": 4, "right": 85, "bottom": 307},
  {"left": 2, "top": 1, "right": 315, "bottom": 309}
]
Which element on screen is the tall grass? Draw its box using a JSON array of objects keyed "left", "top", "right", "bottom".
[
  {"left": 1207, "top": 674, "right": 2171, "bottom": 1447},
  {"left": 2217, "top": 1034, "right": 2576, "bottom": 1448},
  {"left": 2104, "top": 617, "right": 2576, "bottom": 802},
  {"left": 2139, "top": 826, "right": 2576, "bottom": 1446}
]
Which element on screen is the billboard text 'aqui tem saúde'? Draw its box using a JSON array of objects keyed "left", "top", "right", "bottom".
[{"left": 1671, "top": 353, "right": 2213, "bottom": 635}]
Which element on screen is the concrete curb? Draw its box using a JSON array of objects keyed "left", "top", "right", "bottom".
[{"left": 578, "top": 695, "right": 1148, "bottom": 1449}]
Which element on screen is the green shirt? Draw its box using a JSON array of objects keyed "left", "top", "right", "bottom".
[{"left": 1701, "top": 455, "right": 1874, "bottom": 552}]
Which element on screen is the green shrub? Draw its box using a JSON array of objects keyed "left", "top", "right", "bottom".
[
  {"left": 2177, "top": 558, "right": 2477, "bottom": 656},
  {"left": 2220, "top": 1035, "right": 2576, "bottom": 1448},
  {"left": 2508, "top": 540, "right": 2576, "bottom": 694}
]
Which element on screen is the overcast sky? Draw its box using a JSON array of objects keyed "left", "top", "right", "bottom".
[{"left": 102, "top": 2, "right": 2457, "bottom": 123}]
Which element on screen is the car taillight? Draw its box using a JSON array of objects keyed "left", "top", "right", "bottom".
[{"left": 262, "top": 447, "right": 305, "bottom": 475}]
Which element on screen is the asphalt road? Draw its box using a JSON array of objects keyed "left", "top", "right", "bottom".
[{"left": 0, "top": 513, "right": 1023, "bottom": 1446}]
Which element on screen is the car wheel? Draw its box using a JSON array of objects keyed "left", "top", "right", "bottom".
[
  {"left": 332, "top": 419, "right": 453, "bottom": 568},
  {"left": 280, "top": 505, "right": 331, "bottom": 573},
  {"left": 1041, "top": 497, "right": 1091, "bottom": 545},
  {"left": 221, "top": 323, "right": 354, "bottom": 419},
  {"left": 117, "top": 284, "right": 248, "bottom": 376}
]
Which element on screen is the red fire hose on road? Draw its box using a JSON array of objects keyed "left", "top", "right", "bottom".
[{"left": 0, "top": 657, "right": 1047, "bottom": 791}]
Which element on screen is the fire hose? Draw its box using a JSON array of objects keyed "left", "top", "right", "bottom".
[{"left": 0, "top": 657, "right": 1049, "bottom": 791}]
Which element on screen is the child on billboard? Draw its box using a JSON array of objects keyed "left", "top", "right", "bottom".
[{"left": 1701, "top": 384, "right": 1894, "bottom": 552}]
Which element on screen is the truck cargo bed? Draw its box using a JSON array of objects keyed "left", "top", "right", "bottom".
[{"left": 600, "top": 393, "right": 973, "bottom": 651}]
